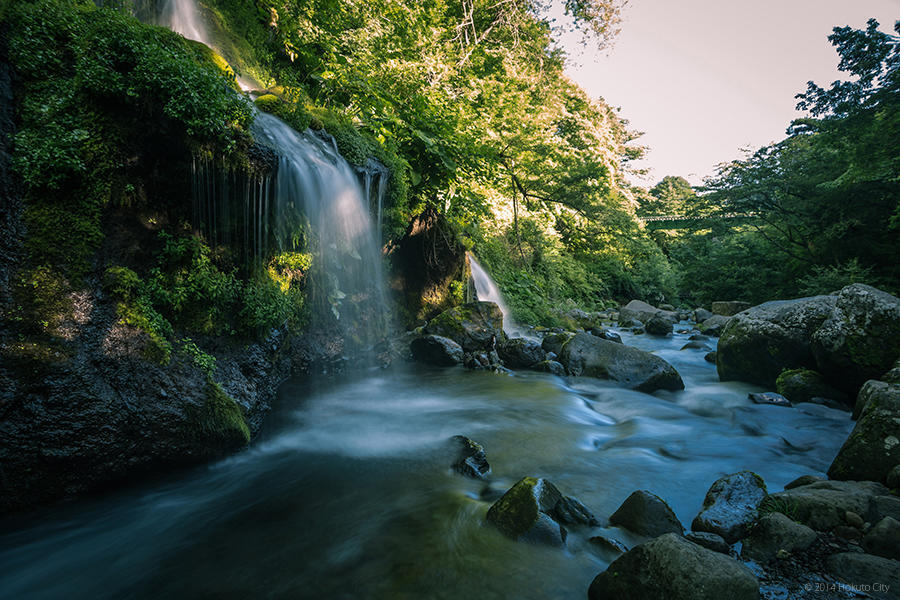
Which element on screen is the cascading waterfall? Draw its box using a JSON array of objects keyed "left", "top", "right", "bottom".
[
  {"left": 467, "top": 252, "right": 526, "bottom": 337},
  {"left": 161, "top": 0, "right": 391, "bottom": 350}
]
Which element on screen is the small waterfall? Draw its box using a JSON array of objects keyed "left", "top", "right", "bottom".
[
  {"left": 157, "top": 0, "right": 206, "bottom": 43},
  {"left": 467, "top": 253, "right": 525, "bottom": 337}
]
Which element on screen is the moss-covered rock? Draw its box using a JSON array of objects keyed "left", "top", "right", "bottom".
[
  {"left": 828, "top": 380, "right": 900, "bottom": 484},
  {"left": 423, "top": 301, "right": 503, "bottom": 353},
  {"left": 609, "top": 490, "right": 684, "bottom": 537},
  {"left": 588, "top": 534, "right": 759, "bottom": 600},
  {"left": 497, "top": 336, "right": 545, "bottom": 368},
  {"left": 486, "top": 477, "right": 567, "bottom": 546},
  {"left": 197, "top": 380, "right": 251, "bottom": 446},
  {"left": 410, "top": 334, "right": 464, "bottom": 366},
  {"left": 775, "top": 367, "right": 849, "bottom": 405}
]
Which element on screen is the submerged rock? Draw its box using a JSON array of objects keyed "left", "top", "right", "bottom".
[
  {"left": 532, "top": 360, "right": 566, "bottom": 376},
  {"left": 704, "top": 351, "right": 717, "bottom": 363},
  {"left": 558, "top": 332, "right": 684, "bottom": 393},
  {"left": 589, "top": 534, "right": 628, "bottom": 555},
  {"left": 691, "top": 471, "right": 768, "bottom": 543},
  {"left": 410, "top": 335, "right": 464, "bottom": 366},
  {"left": 485, "top": 477, "right": 597, "bottom": 546},
  {"left": 588, "top": 533, "right": 759, "bottom": 600},
  {"left": 748, "top": 392, "right": 792, "bottom": 407},
  {"left": 424, "top": 301, "right": 504, "bottom": 352},
  {"left": 609, "top": 490, "right": 684, "bottom": 537},
  {"left": 449, "top": 435, "right": 490, "bottom": 479},
  {"left": 741, "top": 512, "right": 816, "bottom": 562}
]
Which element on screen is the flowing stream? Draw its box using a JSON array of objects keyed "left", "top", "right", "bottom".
[
  {"left": 0, "top": 328, "right": 853, "bottom": 599},
  {"left": 468, "top": 253, "right": 526, "bottom": 337}
]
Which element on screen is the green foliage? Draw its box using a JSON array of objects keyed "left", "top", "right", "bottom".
[
  {"left": 10, "top": 266, "right": 73, "bottom": 332},
  {"left": 797, "top": 259, "right": 876, "bottom": 296},
  {"left": 758, "top": 496, "right": 799, "bottom": 522},
  {"left": 178, "top": 337, "right": 217, "bottom": 378}
]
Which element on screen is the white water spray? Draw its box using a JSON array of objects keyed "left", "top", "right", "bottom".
[
  {"left": 467, "top": 253, "right": 526, "bottom": 337},
  {"left": 157, "top": 0, "right": 207, "bottom": 44}
]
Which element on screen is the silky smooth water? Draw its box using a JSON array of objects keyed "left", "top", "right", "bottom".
[
  {"left": 0, "top": 329, "right": 853, "bottom": 599},
  {"left": 468, "top": 253, "right": 526, "bottom": 338}
]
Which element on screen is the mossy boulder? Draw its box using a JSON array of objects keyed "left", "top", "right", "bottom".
[
  {"left": 485, "top": 477, "right": 597, "bottom": 546},
  {"left": 497, "top": 336, "right": 545, "bottom": 369},
  {"left": 609, "top": 490, "right": 684, "bottom": 537},
  {"left": 698, "top": 314, "right": 730, "bottom": 336},
  {"left": 588, "top": 533, "right": 759, "bottom": 600},
  {"left": 775, "top": 367, "right": 849, "bottom": 405},
  {"left": 810, "top": 284, "right": 900, "bottom": 395},
  {"left": 691, "top": 471, "right": 768, "bottom": 543},
  {"left": 424, "top": 301, "right": 503, "bottom": 353},
  {"left": 541, "top": 331, "right": 575, "bottom": 355},
  {"left": 851, "top": 379, "right": 900, "bottom": 420},
  {"left": 558, "top": 332, "right": 684, "bottom": 393},
  {"left": 828, "top": 380, "right": 900, "bottom": 484},
  {"left": 198, "top": 380, "right": 251, "bottom": 446},
  {"left": 716, "top": 294, "right": 837, "bottom": 386}
]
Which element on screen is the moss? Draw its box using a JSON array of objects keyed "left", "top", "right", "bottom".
[
  {"left": 10, "top": 266, "right": 73, "bottom": 332},
  {"left": 486, "top": 476, "right": 540, "bottom": 538},
  {"left": 199, "top": 380, "right": 251, "bottom": 445},
  {"left": 184, "top": 38, "right": 239, "bottom": 91}
]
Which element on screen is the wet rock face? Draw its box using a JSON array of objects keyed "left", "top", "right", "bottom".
[
  {"left": 766, "top": 480, "right": 890, "bottom": 531},
  {"left": 826, "top": 553, "right": 900, "bottom": 600},
  {"left": 423, "top": 301, "right": 504, "bottom": 353},
  {"left": 410, "top": 335, "right": 464, "bottom": 366},
  {"left": 645, "top": 313, "right": 673, "bottom": 336},
  {"left": 449, "top": 435, "right": 490, "bottom": 479},
  {"left": 741, "top": 512, "right": 817, "bottom": 562},
  {"left": 862, "top": 516, "right": 900, "bottom": 560},
  {"left": 588, "top": 533, "right": 759, "bottom": 600},
  {"left": 829, "top": 380, "right": 900, "bottom": 484},
  {"left": 497, "top": 337, "right": 545, "bottom": 369},
  {"left": 608, "top": 490, "right": 684, "bottom": 538},
  {"left": 776, "top": 368, "right": 848, "bottom": 406},
  {"left": 558, "top": 332, "right": 684, "bottom": 393},
  {"left": 691, "top": 471, "right": 768, "bottom": 543},
  {"left": 699, "top": 315, "right": 731, "bottom": 336}
]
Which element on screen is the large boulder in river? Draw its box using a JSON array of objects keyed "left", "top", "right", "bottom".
[
  {"left": 609, "top": 490, "right": 684, "bottom": 537},
  {"left": 497, "top": 337, "right": 545, "bottom": 368},
  {"left": 716, "top": 294, "right": 837, "bottom": 387},
  {"left": 698, "top": 314, "right": 730, "bottom": 336},
  {"left": 775, "top": 367, "right": 849, "bottom": 405},
  {"left": 588, "top": 533, "right": 759, "bottom": 600},
  {"left": 485, "top": 477, "right": 597, "bottom": 546},
  {"left": 691, "top": 471, "right": 768, "bottom": 543},
  {"left": 410, "top": 335, "right": 464, "bottom": 366},
  {"left": 558, "top": 333, "right": 684, "bottom": 393},
  {"left": 828, "top": 380, "right": 900, "bottom": 484},
  {"left": 810, "top": 284, "right": 900, "bottom": 394},
  {"left": 424, "top": 301, "right": 503, "bottom": 352},
  {"left": 645, "top": 313, "right": 673, "bottom": 336},
  {"left": 618, "top": 299, "right": 677, "bottom": 328},
  {"left": 541, "top": 331, "right": 574, "bottom": 356},
  {"left": 711, "top": 301, "right": 751, "bottom": 316}
]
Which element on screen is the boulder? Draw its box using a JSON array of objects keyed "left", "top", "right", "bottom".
[
  {"left": 862, "top": 516, "right": 900, "bottom": 560},
  {"left": 497, "top": 337, "right": 545, "bottom": 369},
  {"left": 589, "top": 535, "right": 628, "bottom": 555},
  {"left": 887, "top": 465, "right": 900, "bottom": 490},
  {"left": 410, "top": 335, "right": 464, "bottom": 366},
  {"left": 748, "top": 392, "right": 791, "bottom": 407},
  {"left": 588, "top": 534, "right": 759, "bottom": 600},
  {"left": 693, "top": 308, "right": 714, "bottom": 322},
  {"left": 810, "top": 284, "right": 900, "bottom": 395},
  {"left": 711, "top": 301, "right": 751, "bottom": 316},
  {"left": 463, "top": 350, "right": 501, "bottom": 371},
  {"left": 699, "top": 315, "right": 731, "bottom": 336},
  {"left": 874, "top": 495, "right": 900, "bottom": 522},
  {"left": 681, "top": 341, "right": 711, "bottom": 351},
  {"left": 691, "top": 471, "right": 768, "bottom": 543},
  {"left": 558, "top": 333, "right": 684, "bottom": 393},
  {"left": 740, "top": 512, "right": 816, "bottom": 562},
  {"left": 645, "top": 313, "right": 673, "bottom": 336},
  {"left": 449, "top": 435, "right": 490, "bottom": 479},
  {"left": 424, "top": 301, "right": 503, "bottom": 352},
  {"left": 485, "top": 477, "right": 596, "bottom": 546},
  {"left": 783, "top": 474, "right": 824, "bottom": 490},
  {"left": 716, "top": 295, "right": 837, "bottom": 387},
  {"left": 765, "top": 480, "right": 888, "bottom": 531},
  {"left": 541, "top": 332, "right": 574, "bottom": 356},
  {"left": 685, "top": 531, "right": 730, "bottom": 554},
  {"left": 775, "top": 368, "right": 849, "bottom": 405},
  {"left": 826, "top": 553, "right": 900, "bottom": 600},
  {"left": 704, "top": 351, "right": 717, "bottom": 363},
  {"left": 532, "top": 360, "right": 566, "bottom": 376},
  {"left": 829, "top": 381, "right": 900, "bottom": 484},
  {"left": 851, "top": 379, "right": 900, "bottom": 421},
  {"left": 609, "top": 490, "right": 684, "bottom": 537},
  {"left": 618, "top": 300, "right": 676, "bottom": 327},
  {"left": 883, "top": 357, "right": 900, "bottom": 384},
  {"left": 588, "top": 328, "right": 622, "bottom": 343}
]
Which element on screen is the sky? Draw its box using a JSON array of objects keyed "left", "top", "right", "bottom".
[{"left": 561, "top": 0, "right": 899, "bottom": 186}]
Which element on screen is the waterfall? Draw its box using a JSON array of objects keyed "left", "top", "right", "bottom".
[
  {"left": 467, "top": 253, "right": 526, "bottom": 338},
  {"left": 157, "top": 0, "right": 206, "bottom": 43},
  {"left": 162, "top": 0, "right": 391, "bottom": 350}
]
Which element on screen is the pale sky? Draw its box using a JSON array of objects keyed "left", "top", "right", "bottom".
[{"left": 562, "top": 0, "right": 899, "bottom": 186}]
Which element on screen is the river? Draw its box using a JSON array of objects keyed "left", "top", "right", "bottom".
[{"left": 0, "top": 327, "right": 852, "bottom": 599}]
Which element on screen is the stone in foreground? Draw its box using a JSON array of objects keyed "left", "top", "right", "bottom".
[
  {"left": 829, "top": 380, "right": 900, "bottom": 484},
  {"left": 486, "top": 477, "right": 596, "bottom": 546},
  {"left": 608, "top": 490, "right": 684, "bottom": 537},
  {"left": 691, "top": 471, "right": 768, "bottom": 543},
  {"left": 424, "top": 301, "right": 503, "bottom": 352},
  {"left": 449, "top": 435, "right": 490, "bottom": 479},
  {"left": 740, "top": 512, "right": 816, "bottom": 562},
  {"left": 588, "top": 533, "right": 759, "bottom": 600},
  {"left": 410, "top": 335, "right": 464, "bottom": 366},
  {"left": 826, "top": 553, "right": 900, "bottom": 600},
  {"left": 558, "top": 332, "right": 684, "bottom": 393}
]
